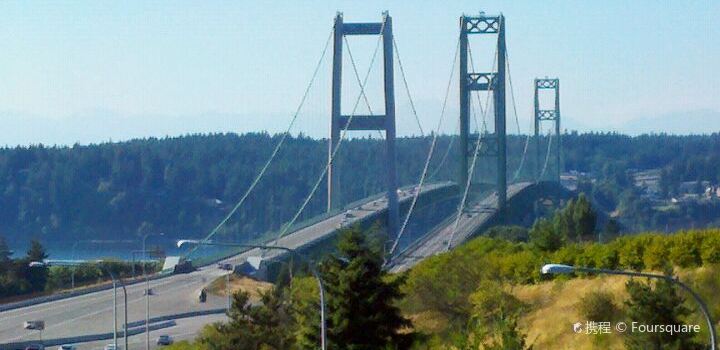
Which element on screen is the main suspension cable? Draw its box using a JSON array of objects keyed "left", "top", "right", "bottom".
[
  {"left": 386, "top": 37, "right": 460, "bottom": 259},
  {"left": 539, "top": 128, "right": 553, "bottom": 180},
  {"left": 186, "top": 28, "right": 334, "bottom": 258},
  {"left": 506, "top": 46, "right": 532, "bottom": 183},
  {"left": 446, "top": 19, "right": 501, "bottom": 251},
  {"left": 268, "top": 18, "right": 387, "bottom": 250}
]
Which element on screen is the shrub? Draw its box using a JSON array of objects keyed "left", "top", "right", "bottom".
[
  {"left": 668, "top": 231, "right": 703, "bottom": 268},
  {"left": 577, "top": 290, "right": 620, "bottom": 323},
  {"left": 700, "top": 230, "right": 720, "bottom": 264},
  {"left": 643, "top": 235, "right": 670, "bottom": 270}
]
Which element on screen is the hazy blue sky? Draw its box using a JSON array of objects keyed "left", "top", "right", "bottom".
[{"left": 0, "top": 1, "right": 717, "bottom": 146}]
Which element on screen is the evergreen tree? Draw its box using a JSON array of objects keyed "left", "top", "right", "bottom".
[
  {"left": 572, "top": 194, "right": 597, "bottom": 241},
  {"left": 0, "top": 235, "right": 11, "bottom": 276},
  {"left": 0, "top": 236, "right": 10, "bottom": 263},
  {"left": 199, "top": 288, "right": 294, "bottom": 350},
  {"left": 320, "top": 226, "right": 412, "bottom": 350},
  {"left": 529, "top": 217, "right": 565, "bottom": 252},
  {"left": 26, "top": 239, "right": 48, "bottom": 262},
  {"left": 25, "top": 239, "right": 48, "bottom": 292},
  {"left": 624, "top": 273, "right": 702, "bottom": 350}
]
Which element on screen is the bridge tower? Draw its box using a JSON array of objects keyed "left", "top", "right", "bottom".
[
  {"left": 533, "top": 78, "right": 561, "bottom": 182},
  {"left": 328, "top": 12, "right": 400, "bottom": 237},
  {"left": 459, "top": 13, "right": 507, "bottom": 211}
]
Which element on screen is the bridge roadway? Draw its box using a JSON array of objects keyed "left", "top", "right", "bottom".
[
  {"left": 388, "top": 182, "right": 533, "bottom": 273},
  {"left": 0, "top": 182, "right": 452, "bottom": 349}
]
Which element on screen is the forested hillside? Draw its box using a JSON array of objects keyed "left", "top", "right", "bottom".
[{"left": 1, "top": 132, "right": 718, "bottom": 247}]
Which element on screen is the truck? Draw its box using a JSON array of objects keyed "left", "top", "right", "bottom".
[{"left": 173, "top": 259, "right": 195, "bottom": 274}]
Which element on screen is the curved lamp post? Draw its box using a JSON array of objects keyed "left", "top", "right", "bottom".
[
  {"left": 142, "top": 232, "right": 164, "bottom": 350},
  {"left": 30, "top": 260, "right": 129, "bottom": 350},
  {"left": 177, "top": 239, "right": 327, "bottom": 350},
  {"left": 541, "top": 263, "right": 716, "bottom": 350}
]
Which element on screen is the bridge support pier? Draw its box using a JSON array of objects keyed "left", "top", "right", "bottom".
[
  {"left": 328, "top": 12, "right": 399, "bottom": 238},
  {"left": 458, "top": 13, "right": 507, "bottom": 214},
  {"left": 534, "top": 78, "right": 561, "bottom": 182}
]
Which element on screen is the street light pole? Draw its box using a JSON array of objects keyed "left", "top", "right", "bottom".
[
  {"left": 30, "top": 261, "right": 129, "bottom": 350},
  {"left": 541, "top": 264, "right": 716, "bottom": 350},
  {"left": 70, "top": 241, "right": 81, "bottom": 289},
  {"left": 143, "top": 232, "right": 163, "bottom": 350},
  {"left": 177, "top": 240, "right": 327, "bottom": 350}
]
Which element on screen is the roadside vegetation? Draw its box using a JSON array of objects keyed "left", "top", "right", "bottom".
[
  {"left": 0, "top": 236, "right": 161, "bottom": 301},
  {"left": 168, "top": 196, "right": 720, "bottom": 349}
]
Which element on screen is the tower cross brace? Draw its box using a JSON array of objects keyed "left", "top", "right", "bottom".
[
  {"left": 459, "top": 13, "right": 507, "bottom": 212},
  {"left": 328, "top": 12, "right": 399, "bottom": 238},
  {"left": 533, "top": 78, "right": 561, "bottom": 182}
]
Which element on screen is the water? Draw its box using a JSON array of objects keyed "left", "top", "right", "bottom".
[{"left": 9, "top": 238, "right": 185, "bottom": 261}]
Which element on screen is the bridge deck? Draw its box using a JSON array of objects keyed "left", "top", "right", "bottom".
[
  {"left": 0, "top": 182, "right": 454, "bottom": 348},
  {"left": 388, "top": 182, "right": 532, "bottom": 273}
]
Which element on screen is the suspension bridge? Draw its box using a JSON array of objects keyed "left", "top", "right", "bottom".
[
  {"left": 0, "top": 11, "right": 570, "bottom": 349},
  {"left": 186, "top": 11, "right": 567, "bottom": 272}
]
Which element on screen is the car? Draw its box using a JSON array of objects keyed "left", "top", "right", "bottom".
[
  {"left": 157, "top": 335, "right": 174, "bottom": 346},
  {"left": 23, "top": 320, "right": 44, "bottom": 330},
  {"left": 220, "top": 263, "right": 233, "bottom": 271},
  {"left": 24, "top": 345, "right": 44, "bottom": 350},
  {"left": 57, "top": 345, "right": 76, "bottom": 350},
  {"left": 143, "top": 288, "right": 154, "bottom": 296},
  {"left": 103, "top": 344, "right": 120, "bottom": 350}
]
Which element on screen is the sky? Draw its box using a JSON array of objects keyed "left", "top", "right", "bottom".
[{"left": 0, "top": 0, "right": 718, "bottom": 146}]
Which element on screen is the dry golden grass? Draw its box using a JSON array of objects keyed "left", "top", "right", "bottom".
[
  {"left": 514, "top": 275, "right": 629, "bottom": 349},
  {"left": 208, "top": 274, "right": 273, "bottom": 302}
]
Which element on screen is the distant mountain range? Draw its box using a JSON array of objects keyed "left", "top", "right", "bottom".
[{"left": 619, "top": 109, "right": 720, "bottom": 135}]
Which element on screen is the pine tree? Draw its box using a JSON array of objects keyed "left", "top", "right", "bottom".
[
  {"left": 572, "top": 194, "right": 597, "bottom": 241},
  {"left": 199, "top": 288, "right": 294, "bottom": 350},
  {"left": 320, "top": 226, "right": 412, "bottom": 350},
  {"left": 26, "top": 239, "right": 48, "bottom": 262},
  {"left": 25, "top": 239, "right": 48, "bottom": 292},
  {"left": 624, "top": 273, "right": 702, "bottom": 350},
  {"left": 0, "top": 236, "right": 11, "bottom": 263}
]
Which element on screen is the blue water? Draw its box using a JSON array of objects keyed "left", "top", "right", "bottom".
[{"left": 10, "top": 239, "right": 184, "bottom": 261}]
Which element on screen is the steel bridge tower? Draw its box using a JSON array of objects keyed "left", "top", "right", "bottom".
[
  {"left": 533, "top": 78, "right": 561, "bottom": 182},
  {"left": 459, "top": 13, "right": 507, "bottom": 212},
  {"left": 328, "top": 12, "right": 399, "bottom": 237}
]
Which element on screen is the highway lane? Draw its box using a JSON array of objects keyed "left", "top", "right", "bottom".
[
  {"left": 0, "top": 182, "right": 453, "bottom": 347},
  {"left": 389, "top": 182, "right": 532, "bottom": 272},
  {"left": 73, "top": 313, "right": 229, "bottom": 350}
]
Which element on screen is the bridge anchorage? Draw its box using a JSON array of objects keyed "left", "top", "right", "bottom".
[
  {"left": 534, "top": 77, "right": 561, "bottom": 183},
  {"left": 328, "top": 12, "right": 400, "bottom": 238},
  {"left": 459, "top": 13, "right": 507, "bottom": 218}
]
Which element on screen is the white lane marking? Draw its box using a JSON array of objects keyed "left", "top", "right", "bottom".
[{"left": 2, "top": 274, "right": 218, "bottom": 342}]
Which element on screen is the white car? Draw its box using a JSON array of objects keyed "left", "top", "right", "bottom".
[
  {"left": 57, "top": 345, "right": 76, "bottom": 350},
  {"left": 104, "top": 344, "right": 120, "bottom": 350}
]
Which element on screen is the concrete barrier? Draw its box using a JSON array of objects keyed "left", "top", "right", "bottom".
[
  {"left": 0, "top": 272, "right": 172, "bottom": 313},
  {"left": 0, "top": 320, "right": 176, "bottom": 350}
]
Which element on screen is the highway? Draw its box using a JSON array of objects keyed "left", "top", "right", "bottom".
[
  {"left": 74, "top": 314, "right": 229, "bottom": 350},
  {"left": 0, "top": 182, "right": 452, "bottom": 349},
  {"left": 388, "top": 182, "right": 532, "bottom": 272}
]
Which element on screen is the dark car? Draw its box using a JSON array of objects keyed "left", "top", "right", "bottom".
[{"left": 157, "top": 335, "right": 173, "bottom": 346}]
